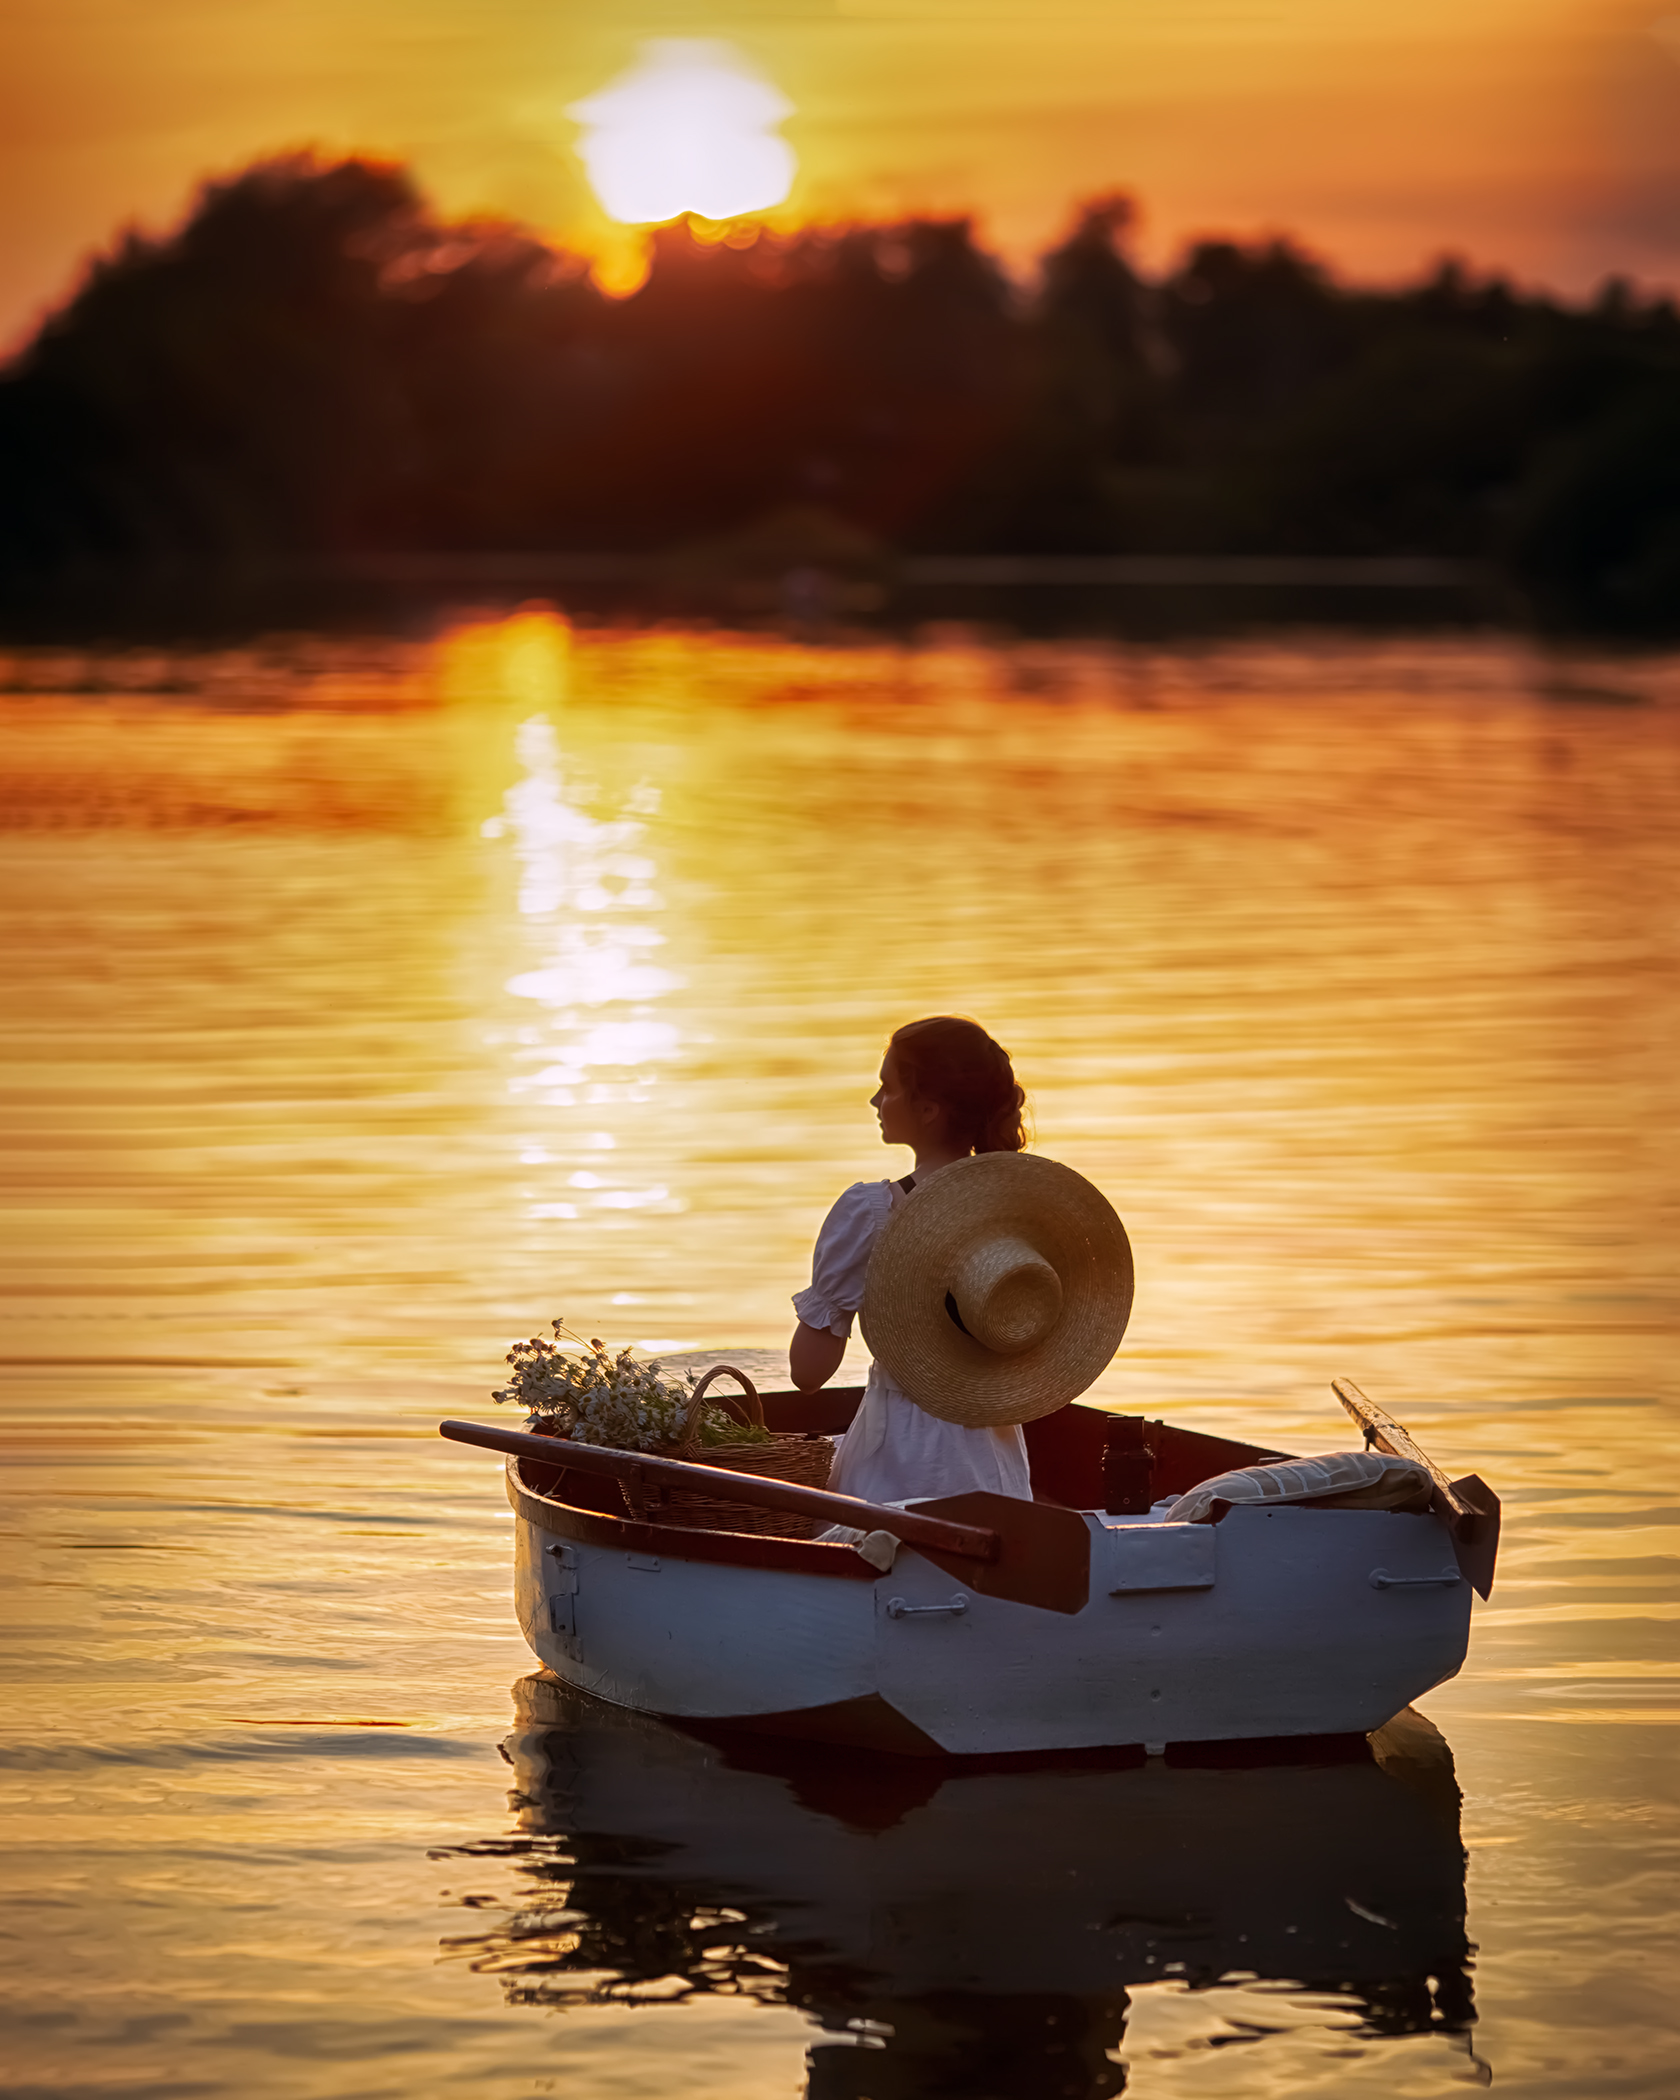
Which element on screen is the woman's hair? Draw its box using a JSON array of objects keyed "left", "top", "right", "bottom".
[{"left": 888, "top": 1016, "right": 1028, "bottom": 1156}]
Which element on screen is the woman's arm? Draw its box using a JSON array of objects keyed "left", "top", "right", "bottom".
[
  {"left": 789, "top": 1320, "right": 846, "bottom": 1392},
  {"left": 791, "top": 1180, "right": 883, "bottom": 1391}
]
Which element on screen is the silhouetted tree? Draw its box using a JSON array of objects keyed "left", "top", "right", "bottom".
[
  {"left": 968, "top": 195, "right": 1165, "bottom": 552},
  {"left": 3, "top": 154, "right": 1678, "bottom": 628},
  {"left": 0, "top": 157, "right": 439, "bottom": 561}
]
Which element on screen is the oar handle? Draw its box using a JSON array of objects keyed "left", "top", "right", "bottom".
[
  {"left": 1332, "top": 1379, "right": 1471, "bottom": 1517},
  {"left": 438, "top": 1419, "right": 1002, "bottom": 1563}
]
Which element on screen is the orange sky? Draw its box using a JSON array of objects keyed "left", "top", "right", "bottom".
[{"left": 3, "top": 0, "right": 1678, "bottom": 347}]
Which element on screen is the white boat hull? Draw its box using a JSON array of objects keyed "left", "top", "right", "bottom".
[{"left": 510, "top": 1458, "right": 1473, "bottom": 1755}]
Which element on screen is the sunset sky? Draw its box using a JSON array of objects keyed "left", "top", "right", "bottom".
[{"left": 3, "top": 0, "right": 1679, "bottom": 347}]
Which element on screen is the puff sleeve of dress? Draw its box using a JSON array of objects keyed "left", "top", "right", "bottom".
[{"left": 791, "top": 1179, "right": 891, "bottom": 1339}]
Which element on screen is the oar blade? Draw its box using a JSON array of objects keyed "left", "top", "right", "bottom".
[{"left": 904, "top": 1491, "right": 1091, "bottom": 1614}]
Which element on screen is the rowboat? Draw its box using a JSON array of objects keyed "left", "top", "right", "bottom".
[
  {"left": 439, "top": 1379, "right": 1499, "bottom": 1759},
  {"left": 460, "top": 1676, "right": 1477, "bottom": 2066}
]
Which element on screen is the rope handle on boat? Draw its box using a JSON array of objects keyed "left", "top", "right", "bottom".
[
  {"left": 886, "top": 1593, "right": 969, "bottom": 1618},
  {"left": 677, "top": 1364, "right": 766, "bottom": 1447}
]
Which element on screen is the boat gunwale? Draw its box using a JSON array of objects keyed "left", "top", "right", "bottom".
[
  {"left": 507, "top": 1457, "right": 879, "bottom": 1579},
  {"left": 502, "top": 1395, "right": 1470, "bottom": 1588}
]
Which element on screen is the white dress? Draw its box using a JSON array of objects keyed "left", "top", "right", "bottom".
[{"left": 793, "top": 1171, "right": 1033, "bottom": 1506}]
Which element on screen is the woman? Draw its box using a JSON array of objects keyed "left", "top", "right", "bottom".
[{"left": 789, "top": 1015, "right": 1035, "bottom": 1505}]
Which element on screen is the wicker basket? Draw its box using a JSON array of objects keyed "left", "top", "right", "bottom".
[{"left": 623, "top": 1365, "right": 834, "bottom": 1539}]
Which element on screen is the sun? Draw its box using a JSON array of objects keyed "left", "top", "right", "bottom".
[{"left": 567, "top": 40, "right": 796, "bottom": 226}]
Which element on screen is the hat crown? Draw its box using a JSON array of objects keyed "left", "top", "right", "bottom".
[{"left": 949, "top": 1235, "right": 1063, "bottom": 1357}]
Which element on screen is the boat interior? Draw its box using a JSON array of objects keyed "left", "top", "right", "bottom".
[
  {"left": 514, "top": 1391, "right": 1291, "bottom": 1530},
  {"left": 506, "top": 1384, "right": 1498, "bottom": 1602}
]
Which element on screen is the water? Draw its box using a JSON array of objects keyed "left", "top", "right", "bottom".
[{"left": 1, "top": 615, "right": 1676, "bottom": 2097}]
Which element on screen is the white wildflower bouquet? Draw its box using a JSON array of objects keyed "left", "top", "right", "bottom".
[{"left": 493, "top": 1320, "right": 770, "bottom": 1454}]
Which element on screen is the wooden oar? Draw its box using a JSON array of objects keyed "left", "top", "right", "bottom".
[
  {"left": 438, "top": 1419, "right": 1091, "bottom": 1613},
  {"left": 1332, "top": 1379, "right": 1501, "bottom": 1598}
]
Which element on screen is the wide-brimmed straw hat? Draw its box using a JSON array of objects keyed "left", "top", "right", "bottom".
[{"left": 860, "top": 1151, "right": 1133, "bottom": 1427}]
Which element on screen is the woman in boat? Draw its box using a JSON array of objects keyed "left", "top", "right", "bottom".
[{"left": 789, "top": 1015, "right": 1035, "bottom": 1504}]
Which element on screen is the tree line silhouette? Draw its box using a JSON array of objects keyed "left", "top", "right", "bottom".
[{"left": 2, "top": 152, "right": 1677, "bottom": 628}]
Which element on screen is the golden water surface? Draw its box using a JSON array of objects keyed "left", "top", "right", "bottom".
[{"left": 1, "top": 616, "right": 1676, "bottom": 2097}]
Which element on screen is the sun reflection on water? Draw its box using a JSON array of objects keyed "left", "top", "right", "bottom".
[{"left": 444, "top": 613, "right": 693, "bottom": 1280}]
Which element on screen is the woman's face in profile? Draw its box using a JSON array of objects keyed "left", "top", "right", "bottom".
[{"left": 871, "top": 1053, "right": 921, "bottom": 1149}]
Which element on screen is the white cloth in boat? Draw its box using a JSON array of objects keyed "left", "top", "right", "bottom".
[
  {"left": 1163, "top": 1450, "right": 1434, "bottom": 1525},
  {"left": 793, "top": 1170, "right": 1033, "bottom": 1507}
]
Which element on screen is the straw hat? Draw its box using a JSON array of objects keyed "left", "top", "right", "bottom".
[{"left": 859, "top": 1152, "right": 1133, "bottom": 1427}]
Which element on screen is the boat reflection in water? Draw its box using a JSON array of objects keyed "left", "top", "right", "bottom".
[{"left": 443, "top": 1674, "right": 1481, "bottom": 2095}]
